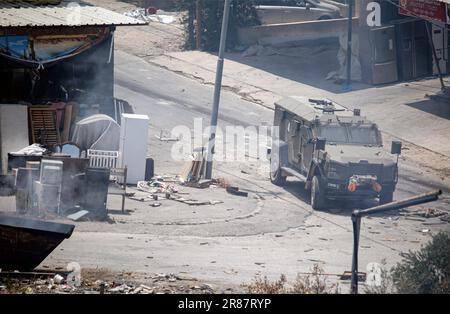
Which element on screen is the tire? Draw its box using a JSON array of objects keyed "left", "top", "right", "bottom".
[
  {"left": 311, "top": 175, "right": 327, "bottom": 210},
  {"left": 379, "top": 189, "right": 394, "bottom": 205},
  {"left": 270, "top": 157, "right": 287, "bottom": 186},
  {"left": 318, "top": 15, "right": 332, "bottom": 20}
]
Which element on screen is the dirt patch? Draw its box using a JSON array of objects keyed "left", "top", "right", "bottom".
[{"left": 84, "top": 0, "right": 184, "bottom": 58}]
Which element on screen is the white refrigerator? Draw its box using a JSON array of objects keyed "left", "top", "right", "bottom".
[{"left": 119, "top": 114, "right": 149, "bottom": 184}]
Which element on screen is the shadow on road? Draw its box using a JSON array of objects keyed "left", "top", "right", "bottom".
[
  {"left": 406, "top": 99, "right": 450, "bottom": 120},
  {"left": 224, "top": 43, "right": 372, "bottom": 95}
]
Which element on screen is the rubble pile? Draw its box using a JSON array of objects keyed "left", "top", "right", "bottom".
[
  {"left": 0, "top": 272, "right": 215, "bottom": 294},
  {"left": 402, "top": 207, "right": 450, "bottom": 223},
  {"left": 124, "top": 8, "right": 177, "bottom": 24},
  {"left": 133, "top": 177, "right": 227, "bottom": 207}
]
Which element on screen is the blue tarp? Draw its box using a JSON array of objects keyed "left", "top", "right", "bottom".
[{"left": 0, "top": 36, "right": 29, "bottom": 59}]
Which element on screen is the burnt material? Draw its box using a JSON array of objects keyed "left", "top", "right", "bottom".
[
  {"left": 83, "top": 167, "right": 110, "bottom": 220},
  {"left": 0, "top": 214, "right": 74, "bottom": 271}
]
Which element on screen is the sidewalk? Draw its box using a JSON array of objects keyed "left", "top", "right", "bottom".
[{"left": 149, "top": 50, "right": 450, "bottom": 157}]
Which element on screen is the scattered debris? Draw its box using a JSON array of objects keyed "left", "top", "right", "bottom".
[
  {"left": 184, "top": 179, "right": 213, "bottom": 189},
  {"left": 214, "top": 178, "right": 230, "bottom": 189},
  {"left": 137, "top": 180, "right": 179, "bottom": 195},
  {"left": 340, "top": 271, "right": 366, "bottom": 282},
  {"left": 226, "top": 186, "right": 248, "bottom": 197},
  {"left": 175, "top": 199, "right": 223, "bottom": 206},
  {"left": 155, "top": 130, "right": 180, "bottom": 142},
  {"left": 67, "top": 210, "right": 89, "bottom": 221},
  {"left": 180, "top": 149, "right": 206, "bottom": 184},
  {"left": 0, "top": 270, "right": 216, "bottom": 294},
  {"left": 403, "top": 208, "right": 447, "bottom": 219},
  {"left": 124, "top": 9, "right": 177, "bottom": 24},
  {"left": 53, "top": 274, "right": 64, "bottom": 284}
]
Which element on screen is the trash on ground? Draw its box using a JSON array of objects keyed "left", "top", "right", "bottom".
[
  {"left": 124, "top": 8, "right": 177, "bottom": 24},
  {"left": 226, "top": 186, "right": 248, "bottom": 197},
  {"left": 180, "top": 148, "right": 206, "bottom": 184},
  {"left": 155, "top": 130, "right": 180, "bottom": 142},
  {"left": 339, "top": 271, "right": 366, "bottom": 282},
  {"left": 67, "top": 210, "right": 89, "bottom": 221}
]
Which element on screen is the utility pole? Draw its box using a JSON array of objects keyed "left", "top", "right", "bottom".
[
  {"left": 205, "top": 0, "right": 232, "bottom": 179},
  {"left": 345, "top": 0, "right": 353, "bottom": 90}
]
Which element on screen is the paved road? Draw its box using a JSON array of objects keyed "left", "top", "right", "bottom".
[{"left": 46, "top": 50, "right": 449, "bottom": 291}]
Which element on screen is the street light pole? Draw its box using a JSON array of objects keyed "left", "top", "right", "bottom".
[
  {"left": 345, "top": 0, "right": 353, "bottom": 90},
  {"left": 205, "top": 0, "right": 232, "bottom": 179}
]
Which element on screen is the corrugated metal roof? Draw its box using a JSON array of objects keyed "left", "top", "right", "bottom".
[{"left": 0, "top": 1, "right": 147, "bottom": 28}]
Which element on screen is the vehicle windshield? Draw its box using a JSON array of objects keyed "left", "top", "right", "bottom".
[{"left": 316, "top": 124, "right": 380, "bottom": 145}]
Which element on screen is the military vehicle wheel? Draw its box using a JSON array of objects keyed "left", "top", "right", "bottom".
[
  {"left": 270, "top": 157, "right": 287, "bottom": 186},
  {"left": 270, "top": 165, "right": 287, "bottom": 186},
  {"left": 380, "top": 189, "right": 394, "bottom": 205},
  {"left": 311, "top": 176, "right": 327, "bottom": 210}
]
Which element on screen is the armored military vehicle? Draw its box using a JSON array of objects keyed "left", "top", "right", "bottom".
[{"left": 269, "top": 97, "right": 402, "bottom": 210}]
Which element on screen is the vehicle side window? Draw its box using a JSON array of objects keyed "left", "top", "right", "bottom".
[
  {"left": 289, "top": 120, "right": 301, "bottom": 137},
  {"left": 300, "top": 125, "right": 312, "bottom": 144}
]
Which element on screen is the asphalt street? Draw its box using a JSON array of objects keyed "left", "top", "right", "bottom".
[{"left": 43, "top": 50, "right": 449, "bottom": 291}]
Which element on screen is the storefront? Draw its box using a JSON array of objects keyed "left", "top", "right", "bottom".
[{"left": 358, "top": 0, "right": 449, "bottom": 85}]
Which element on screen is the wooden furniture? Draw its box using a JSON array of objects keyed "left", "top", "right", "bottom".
[{"left": 29, "top": 106, "right": 60, "bottom": 147}]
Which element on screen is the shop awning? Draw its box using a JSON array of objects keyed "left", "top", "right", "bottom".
[{"left": 0, "top": 1, "right": 147, "bottom": 28}]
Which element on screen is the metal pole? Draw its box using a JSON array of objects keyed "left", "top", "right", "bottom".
[
  {"left": 205, "top": 0, "right": 232, "bottom": 179},
  {"left": 345, "top": 0, "right": 353, "bottom": 90},
  {"left": 349, "top": 190, "right": 441, "bottom": 294},
  {"left": 350, "top": 214, "right": 361, "bottom": 294}
]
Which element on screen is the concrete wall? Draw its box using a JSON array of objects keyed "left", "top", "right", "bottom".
[
  {"left": 237, "top": 17, "right": 359, "bottom": 47},
  {"left": 0, "top": 104, "right": 29, "bottom": 174}
]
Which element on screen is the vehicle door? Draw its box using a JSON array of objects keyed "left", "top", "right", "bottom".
[
  {"left": 287, "top": 118, "right": 302, "bottom": 167},
  {"left": 300, "top": 125, "right": 314, "bottom": 173}
]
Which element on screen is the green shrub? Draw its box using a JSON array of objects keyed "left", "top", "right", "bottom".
[
  {"left": 176, "top": 0, "right": 261, "bottom": 51},
  {"left": 391, "top": 232, "right": 450, "bottom": 294}
]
